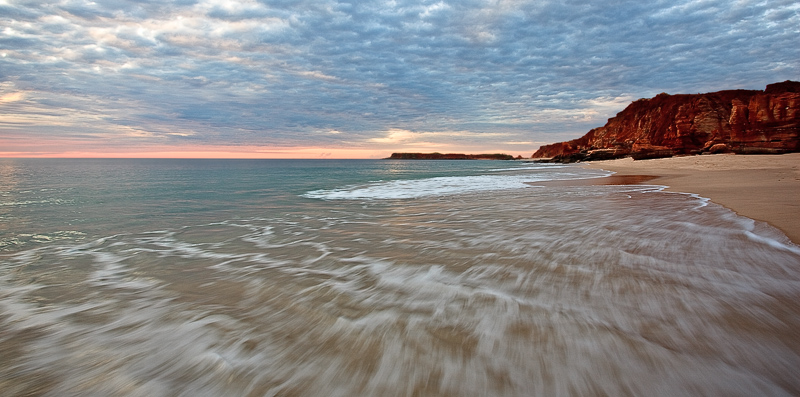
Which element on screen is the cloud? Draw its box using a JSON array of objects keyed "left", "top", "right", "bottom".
[
  {"left": 0, "top": 91, "right": 24, "bottom": 103},
  {"left": 1, "top": 0, "right": 798, "bottom": 157},
  {"left": 369, "top": 128, "right": 425, "bottom": 144}
]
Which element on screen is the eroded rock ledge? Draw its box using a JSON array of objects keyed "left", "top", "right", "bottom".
[{"left": 533, "top": 80, "right": 800, "bottom": 162}]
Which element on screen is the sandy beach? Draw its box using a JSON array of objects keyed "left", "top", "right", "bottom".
[{"left": 582, "top": 153, "right": 800, "bottom": 244}]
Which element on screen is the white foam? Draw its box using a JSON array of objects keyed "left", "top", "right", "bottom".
[
  {"left": 744, "top": 230, "right": 800, "bottom": 255},
  {"left": 487, "top": 164, "right": 570, "bottom": 172},
  {"left": 303, "top": 170, "right": 612, "bottom": 200}
]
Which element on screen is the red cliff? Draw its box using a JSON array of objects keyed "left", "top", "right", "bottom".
[{"left": 532, "top": 81, "right": 800, "bottom": 162}]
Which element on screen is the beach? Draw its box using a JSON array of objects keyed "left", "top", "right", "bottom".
[
  {"left": 583, "top": 153, "right": 800, "bottom": 244},
  {"left": 2, "top": 159, "right": 800, "bottom": 395}
]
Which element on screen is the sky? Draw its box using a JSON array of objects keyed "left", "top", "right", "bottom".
[{"left": 1, "top": 0, "right": 798, "bottom": 159}]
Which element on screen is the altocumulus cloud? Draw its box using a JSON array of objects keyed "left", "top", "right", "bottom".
[{"left": 0, "top": 0, "right": 798, "bottom": 157}]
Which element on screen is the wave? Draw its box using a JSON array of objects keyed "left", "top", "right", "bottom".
[{"left": 303, "top": 168, "right": 612, "bottom": 200}]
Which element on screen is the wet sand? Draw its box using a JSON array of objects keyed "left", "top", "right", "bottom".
[{"left": 582, "top": 153, "right": 800, "bottom": 244}]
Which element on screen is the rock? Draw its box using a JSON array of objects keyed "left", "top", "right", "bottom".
[
  {"left": 630, "top": 142, "right": 675, "bottom": 160},
  {"left": 708, "top": 143, "right": 731, "bottom": 154},
  {"left": 532, "top": 81, "right": 800, "bottom": 162},
  {"left": 586, "top": 148, "right": 628, "bottom": 161}
]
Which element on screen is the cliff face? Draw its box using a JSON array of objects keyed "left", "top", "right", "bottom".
[{"left": 533, "top": 81, "right": 800, "bottom": 161}]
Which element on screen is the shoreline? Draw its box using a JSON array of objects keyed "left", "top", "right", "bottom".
[{"left": 579, "top": 153, "right": 800, "bottom": 244}]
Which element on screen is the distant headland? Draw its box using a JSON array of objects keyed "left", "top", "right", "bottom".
[
  {"left": 533, "top": 80, "right": 800, "bottom": 162},
  {"left": 388, "top": 153, "right": 518, "bottom": 160}
]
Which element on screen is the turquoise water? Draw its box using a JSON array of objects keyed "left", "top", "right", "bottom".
[
  {"left": 0, "top": 159, "right": 588, "bottom": 247},
  {"left": 1, "top": 159, "right": 799, "bottom": 396}
]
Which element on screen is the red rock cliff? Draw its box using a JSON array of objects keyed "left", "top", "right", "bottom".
[{"left": 532, "top": 81, "right": 800, "bottom": 161}]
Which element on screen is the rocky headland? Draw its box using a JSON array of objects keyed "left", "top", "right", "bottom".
[
  {"left": 533, "top": 80, "right": 800, "bottom": 162},
  {"left": 388, "top": 153, "right": 517, "bottom": 160}
]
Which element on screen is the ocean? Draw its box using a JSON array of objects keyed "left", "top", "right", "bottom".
[{"left": 1, "top": 158, "right": 799, "bottom": 396}]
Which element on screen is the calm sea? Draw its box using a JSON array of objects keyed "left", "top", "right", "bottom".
[{"left": 1, "top": 158, "right": 799, "bottom": 396}]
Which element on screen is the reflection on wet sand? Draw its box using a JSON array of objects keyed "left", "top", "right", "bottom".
[{"left": 529, "top": 174, "right": 659, "bottom": 186}]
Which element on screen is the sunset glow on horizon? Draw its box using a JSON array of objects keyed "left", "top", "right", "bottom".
[{"left": 0, "top": 139, "right": 537, "bottom": 159}]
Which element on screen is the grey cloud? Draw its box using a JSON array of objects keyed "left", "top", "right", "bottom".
[
  {"left": 0, "top": 36, "right": 41, "bottom": 49},
  {"left": 0, "top": 4, "right": 41, "bottom": 19}
]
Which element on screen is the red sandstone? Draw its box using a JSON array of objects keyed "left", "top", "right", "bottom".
[{"left": 533, "top": 81, "right": 800, "bottom": 162}]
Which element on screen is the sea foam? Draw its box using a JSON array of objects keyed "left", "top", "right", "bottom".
[{"left": 303, "top": 169, "right": 612, "bottom": 200}]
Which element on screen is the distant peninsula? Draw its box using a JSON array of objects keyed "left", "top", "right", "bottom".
[
  {"left": 533, "top": 80, "right": 800, "bottom": 162},
  {"left": 388, "top": 153, "right": 517, "bottom": 160}
]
